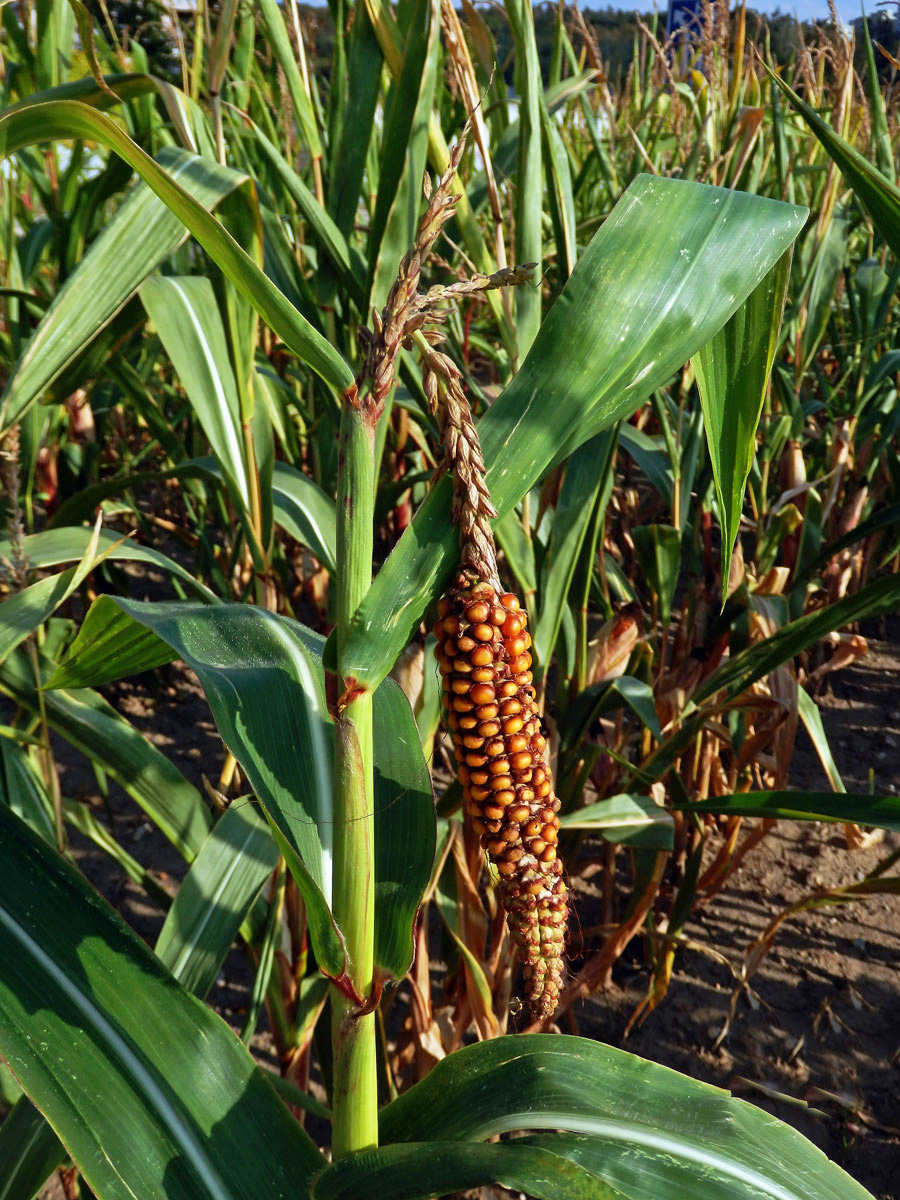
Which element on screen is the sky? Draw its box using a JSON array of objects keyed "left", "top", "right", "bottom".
[
  {"left": 638, "top": 0, "right": 893, "bottom": 28},
  {"left": 743, "top": 0, "right": 886, "bottom": 22}
]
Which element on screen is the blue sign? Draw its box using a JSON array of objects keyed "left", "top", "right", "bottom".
[{"left": 667, "top": 0, "right": 704, "bottom": 42}]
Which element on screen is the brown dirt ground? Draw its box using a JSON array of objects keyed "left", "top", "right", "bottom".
[
  {"left": 571, "top": 621, "right": 900, "bottom": 1200},
  {"left": 9, "top": 609, "right": 900, "bottom": 1200}
]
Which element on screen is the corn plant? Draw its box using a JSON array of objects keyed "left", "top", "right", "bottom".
[{"left": 3, "top": 1, "right": 900, "bottom": 1197}]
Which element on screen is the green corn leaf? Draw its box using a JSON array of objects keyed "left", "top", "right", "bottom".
[
  {"left": 255, "top": 0, "right": 322, "bottom": 160},
  {"left": 494, "top": 506, "right": 538, "bottom": 599},
  {"left": 0, "top": 146, "right": 247, "bottom": 432},
  {"left": 694, "top": 250, "right": 793, "bottom": 590},
  {"left": 340, "top": 175, "right": 807, "bottom": 689},
  {"left": 327, "top": 0, "right": 382, "bottom": 241},
  {"left": 861, "top": 11, "right": 894, "bottom": 181},
  {"left": 434, "top": 854, "right": 498, "bottom": 1025},
  {"left": 0, "top": 739, "right": 57, "bottom": 843},
  {"left": 366, "top": 0, "right": 439, "bottom": 311},
  {"left": 797, "top": 687, "right": 845, "bottom": 794},
  {"left": 515, "top": 1129, "right": 868, "bottom": 1200},
  {"left": 371, "top": 679, "right": 435, "bottom": 979},
  {"left": 48, "top": 599, "right": 435, "bottom": 981},
  {"left": 800, "top": 205, "right": 848, "bottom": 371},
  {"left": 671, "top": 791, "right": 900, "bottom": 832},
  {"left": 695, "top": 573, "right": 900, "bottom": 706},
  {"left": 559, "top": 794, "right": 674, "bottom": 849},
  {"left": 312, "top": 1140, "right": 625, "bottom": 1200},
  {"left": 532, "top": 430, "right": 615, "bottom": 675},
  {"left": 0, "top": 569, "right": 77, "bottom": 665},
  {"left": 618, "top": 423, "right": 673, "bottom": 505},
  {"left": 631, "top": 524, "right": 681, "bottom": 627},
  {"left": 0, "top": 804, "right": 324, "bottom": 1200},
  {"left": 44, "top": 596, "right": 179, "bottom": 689},
  {"left": 154, "top": 802, "right": 280, "bottom": 998},
  {"left": 0, "top": 644, "right": 211, "bottom": 861},
  {"left": 242, "top": 116, "right": 365, "bottom": 305},
  {"left": 0, "top": 527, "right": 217, "bottom": 601},
  {"left": 379, "top": 1035, "right": 874, "bottom": 1200},
  {"left": 814, "top": 498, "right": 900, "bottom": 568},
  {"left": 4, "top": 71, "right": 154, "bottom": 113},
  {"left": 505, "top": 0, "right": 543, "bottom": 357},
  {"left": 770, "top": 69, "right": 900, "bottom": 261},
  {"left": 140, "top": 276, "right": 248, "bottom": 508},
  {"left": 0, "top": 102, "right": 353, "bottom": 401},
  {"left": 0, "top": 1095, "right": 67, "bottom": 1200},
  {"left": 272, "top": 461, "right": 338, "bottom": 576},
  {"left": 63, "top": 795, "right": 172, "bottom": 905},
  {"left": 42, "top": 459, "right": 335, "bottom": 581},
  {"left": 641, "top": 573, "right": 900, "bottom": 785},
  {"left": 69, "top": 599, "right": 345, "bottom": 977},
  {"left": 541, "top": 97, "right": 578, "bottom": 282}
]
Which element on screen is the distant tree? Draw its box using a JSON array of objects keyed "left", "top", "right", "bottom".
[
  {"left": 83, "top": 0, "right": 178, "bottom": 78},
  {"left": 852, "top": 8, "right": 900, "bottom": 82}
]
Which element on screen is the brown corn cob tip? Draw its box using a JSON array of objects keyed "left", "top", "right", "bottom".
[{"left": 434, "top": 578, "right": 568, "bottom": 1020}]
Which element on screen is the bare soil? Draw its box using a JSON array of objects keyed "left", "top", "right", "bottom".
[
  {"left": 574, "top": 622, "right": 900, "bottom": 1200},
  {"left": 12, "top": 612, "right": 900, "bottom": 1200}
]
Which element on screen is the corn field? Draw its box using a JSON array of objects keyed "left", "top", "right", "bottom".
[{"left": 1, "top": 0, "right": 900, "bottom": 1196}]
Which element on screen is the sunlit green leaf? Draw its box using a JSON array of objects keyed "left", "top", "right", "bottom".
[
  {"left": 0, "top": 102, "right": 353, "bottom": 402},
  {"left": 380, "top": 1035, "right": 873, "bottom": 1200},
  {"left": 341, "top": 175, "right": 806, "bottom": 688}
]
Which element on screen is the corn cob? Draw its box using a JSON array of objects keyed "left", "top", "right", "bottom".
[
  {"left": 368, "top": 130, "right": 568, "bottom": 1018},
  {"left": 434, "top": 578, "right": 567, "bottom": 1018}
]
